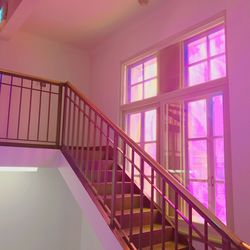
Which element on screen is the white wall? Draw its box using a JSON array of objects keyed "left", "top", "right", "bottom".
[
  {"left": 0, "top": 31, "right": 90, "bottom": 95},
  {"left": 0, "top": 147, "right": 122, "bottom": 250},
  {"left": 0, "top": 168, "right": 82, "bottom": 250},
  {"left": 89, "top": 0, "right": 250, "bottom": 244}
]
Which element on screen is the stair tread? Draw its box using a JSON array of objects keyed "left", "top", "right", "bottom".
[
  {"left": 116, "top": 207, "right": 155, "bottom": 215},
  {"left": 94, "top": 181, "right": 131, "bottom": 185},
  {"left": 124, "top": 224, "right": 172, "bottom": 235},
  {"left": 105, "top": 193, "right": 140, "bottom": 199},
  {"left": 142, "top": 241, "right": 187, "bottom": 250}
]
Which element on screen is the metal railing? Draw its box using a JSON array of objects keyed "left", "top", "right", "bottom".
[{"left": 0, "top": 69, "right": 249, "bottom": 250}]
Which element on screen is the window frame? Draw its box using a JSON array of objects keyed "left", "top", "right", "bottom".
[
  {"left": 120, "top": 18, "right": 234, "bottom": 230},
  {"left": 184, "top": 24, "right": 226, "bottom": 87},
  {"left": 125, "top": 54, "right": 159, "bottom": 104}
]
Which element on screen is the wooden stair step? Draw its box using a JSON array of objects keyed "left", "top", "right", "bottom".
[
  {"left": 105, "top": 194, "right": 150, "bottom": 210},
  {"left": 116, "top": 208, "right": 159, "bottom": 228},
  {"left": 93, "top": 181, "right": 135, "bottom": 195},
  {"left": 124, "top": 224, "right": 174, "bottom": 248},
  {"left": 142, "top": 241, "right": 188, "bottom": 250},
  {"left": 124, "top": 224, "right": 172, "bottom": 235}
]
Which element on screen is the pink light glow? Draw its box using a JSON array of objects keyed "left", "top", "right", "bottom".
[
  {"left": 188, "top": 99, "right": 207, "bottom": 138},
  {"left": 145, "top": 109, "right": 157, "bottom": 141},
  {"left": 131, "top": 84, "right": 143, "bottom": 102},
  {"left": 209, "top": 29, "right": 225, "bottom": 57},
  {"left": 144, "top": 79, "right": 157, "bottom": 99},
  {"left": 144, "top": 58, "right": 157, "bottom": 80},
  {"left": 129, "top": 113, "right": 141, "bottom": 142},
  {"left": 131, "top": 64, "right": 143, "bottom": 85},
  {"left": 216, "top": 183, "right": 227, "bottom": 224},
  {"left": 210, "top": 55, "right": 226, "bottom": 80},
  {"left": 188, "top": 62, "right": 208, "bottom": 86},
  {"left": 213, "top": 95, "right": 224, "bottom": 136},
  {"left": 188, "top": 37, "right": 207, "bottom": 64},
  {"left": 188, "top": 140, "right": 208, "bottom": 179}
]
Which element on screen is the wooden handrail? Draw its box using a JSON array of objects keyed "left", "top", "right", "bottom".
[
  {"left": 66, "top": 81, "right": 248, "bottom": 249},
  {"left": 0, "top": 68, "right": 63, "bottom": 85}
]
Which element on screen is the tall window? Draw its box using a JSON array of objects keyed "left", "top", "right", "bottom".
[
  {"left": 185, "top": 26, "right": 226, "bottom": 86},
  {"left": 127, "top": 57, "right": 157, "bottom": 103},
  {"left": 122, "top": 21, "right": 229, "bottom": 225}
]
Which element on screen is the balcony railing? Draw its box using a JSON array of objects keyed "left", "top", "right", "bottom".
[{"left": 0, "top": 68, "right": 249, "bottom": 250}]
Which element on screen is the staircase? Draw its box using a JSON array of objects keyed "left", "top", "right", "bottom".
[
  {"left": 0, "top": 69, "right": 249, "bottom": 250},
  {"left": 69, "top": 147, "right": 189, "bottom": 249}
]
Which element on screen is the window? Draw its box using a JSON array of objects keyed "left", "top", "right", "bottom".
[
  {"left": 186, "top": 95, "right": 226, "bottom": 224},
  {"left": 127, "top": 57, "right": 157, "bottom": 103},
  {"left": 185, "top": 26, "right": 226, "bottom": 86},
  {"left": 122, "top": 21, "right": 229, "bottom": 225}
]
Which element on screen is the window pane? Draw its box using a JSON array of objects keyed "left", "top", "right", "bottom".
[
  {"left": 144, "top": 142, "right": 156, "bottom": 176},
  {"left": 189, "top": 181, "right": 208, "bottom": 208},
  {"left": 145, "top": 109, "right": 157, "bottom": 141},
  {"left": 209, "top": 29, "right": 225, "bottom": 57},
  {"left": 188, "top": 62, "right": 208, "bottom": 86},
  {"left": 214, "top": 138, "right": 225, "bottom": 181},
  {"left": 129, "top": 113, "right": 141, "bottom": 142},
  {"left": 210, "top": 55, "right": 226, "bottom": 80},
  {"left": 188, "top": 140, "right": 208, "bottom": 179},
  {"left": 144, "top": 79, "right": 157, "bottom": 99},
  {"left": 144, "top": 58, "right": 157, "bottom": 80},
  {"left": 213, "top": 95, "right": 224, "bottom": 136},
  {"left": 131, "top": 84, "right": 143, "bottom": 102},
  {"left": 216, "top": 183, "right": 227, "bottom": 224},
  {"left": 145, "top": 142, "right": 156, "bottom": 159},
  {"left": 188, "top": 99, "right": 207, "bottom": 138},
  {"left": 187, "top": 37, "right": 207, "bottom": 64},
  {"left": 131, "top": 64, "right": 143, "bottom": 85}
]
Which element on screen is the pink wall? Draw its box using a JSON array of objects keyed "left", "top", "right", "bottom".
[
  {"left": 0, "top": 31, "right": 91, "bottom": 96},
  {"left": 90, "top": 0, "right": 250, "bottom": 243}
]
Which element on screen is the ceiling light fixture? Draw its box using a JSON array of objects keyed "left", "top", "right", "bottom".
[
  {"left": 0, "top": 167, "right": 38, "bottom": 172},
  {"left": 0, "top": 0, "right": 8, "bottom": 29},
  {"left": 138, "top": 0, "right": 149, "bottom": 6}
]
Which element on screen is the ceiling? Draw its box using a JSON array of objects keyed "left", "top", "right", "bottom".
[{"left": 20, "top": 0, "right": 163, "bottom": 48}]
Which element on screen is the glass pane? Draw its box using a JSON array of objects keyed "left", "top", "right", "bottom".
[
  {"left": 144, "top": 143, "right": 156, "bottom": 176},
  {"left": 188, "top": 62, "right": 208, "bottom": 86},
  {"left": 131, "top": 64, "right": 143, "bottom": 85},
  {"left": 129, "top": 113, "right": 141, "bottom": 142},
  {"left": 144, "top": 58, "right": 157, "bottom": 80},
  {"left": 187, "top": 99, "right": 207, "bottom": 138},
  {"left": 209, "top": 29, "right": 225, "bottom": 57},
  {"left": 189, "top": 181, "right": 208, "bottom": 208},
  {"left": 213, "top": 95, "right": 224, "bottom": 136},
  {"left": 216, "top": 183, "right": 227, "bottom": 224},
  {"left": 144, "top": 79, "right": 157, "bottom": 99},
  {"left": 131, "top": 84, "right": 143, "bottom": 102},
  {"left": 145, "top": 143, "right": 156, "bottom": 159},
  {"left": 188, "top": 140, "right": 208, "bottom": 179},
  {"left": 210, "top": 55, "right": 226, "bottom": 80},
  {"left": 167, "top": 104, "right": 183, "bottom": 183},
  {"left": 187, "top": 37, "right": 207, "bottom": 64},
  {"left": 214, "top": 138, "right": 225, "bottom": 181},
  {"left": 145, "top": 109, "right": 157, "bottom": 141}
]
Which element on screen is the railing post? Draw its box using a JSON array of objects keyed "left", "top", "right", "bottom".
[
  {"left": 56, "top": 84, "right": 63, "bottom": 147},
  {"left": 61, "top": 83, "right": 68, "bottom": 148},
  {"left": 110, "top": 131, "right": 118, "bottom": 228},
  {"left": 222, "top": 237, "right": 231, "bottom": 250}
]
